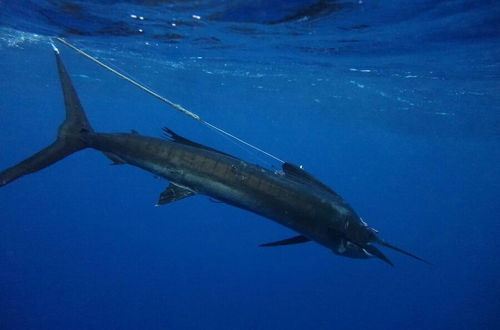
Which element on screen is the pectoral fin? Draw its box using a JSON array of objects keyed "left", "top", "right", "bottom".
[
  {"left": 156, "top": 183, "right": 196, "bottom": 206},
  {"left": 361, "top": 243, "right": 394, "bottom": 266},
  {"left": 377, "top": 239, "right": 431, "bottom": 265},
  {"left": 260, "top": 235, "right": 310, "bottom": 247}
]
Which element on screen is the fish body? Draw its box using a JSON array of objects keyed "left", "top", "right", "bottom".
[{"left": 0, "top": 49, "right": 429, "bottom": 265}]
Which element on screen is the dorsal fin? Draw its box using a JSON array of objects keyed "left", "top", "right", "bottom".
[
  {"left": 282, "top": 162, "right": 339, "bottom": 197},
  {"left": 162, "top": 127, "right": 236, "bottom": 159}
]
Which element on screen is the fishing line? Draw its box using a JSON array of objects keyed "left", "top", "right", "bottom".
[{"left": 52, "top": 37, "right": 285, "bottom": 164}]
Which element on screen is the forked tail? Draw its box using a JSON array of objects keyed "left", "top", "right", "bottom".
[{"left": 0, "top": 47, "right": 92, "bottom": 187}]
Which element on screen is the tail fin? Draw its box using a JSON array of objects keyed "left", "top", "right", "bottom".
[{"left": 0, "top": 47, "right": 92, "bottom": 187}]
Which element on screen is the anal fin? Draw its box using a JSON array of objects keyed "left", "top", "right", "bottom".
[
  {"left": 103, "top": 152, "right": 126, "bottom": 165},
  {"left": 156, "top": 183, "right": 196, "bottom": 206},
  {"left": 260, "top": 235, "right": 310, "bottom": 247}
]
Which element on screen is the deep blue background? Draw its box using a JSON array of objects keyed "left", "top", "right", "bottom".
[{"left": 1, "top": 1, "right": 499, "bottom": 329}]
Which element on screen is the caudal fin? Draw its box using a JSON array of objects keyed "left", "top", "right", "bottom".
[{"left": 0, "top": 46, "right": 92, "bottom": 187}]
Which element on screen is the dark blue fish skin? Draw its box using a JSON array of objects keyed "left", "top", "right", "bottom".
[
  {"left": 85, "top": 131, "right": 365, "bottom": 251},
  {"left": 0, "top": 49, "right": 430, "bottom": 265}
]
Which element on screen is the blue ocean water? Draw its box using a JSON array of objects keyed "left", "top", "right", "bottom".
[{"left": 1, "top": 1, "right": 499, "bottom": 329}]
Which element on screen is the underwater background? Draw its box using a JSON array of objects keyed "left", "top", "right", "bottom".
[{"left": 0, "top": 1, "right": 499, "bottom": 329}]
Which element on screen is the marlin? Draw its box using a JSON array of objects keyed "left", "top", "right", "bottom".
[{"left": 0, "top": 49, "right": 429, "bottom": 266}]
